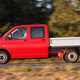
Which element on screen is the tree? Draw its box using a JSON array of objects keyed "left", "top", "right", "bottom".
[{"left": 0, "top": 0, "right": 53, "bottom": 23}]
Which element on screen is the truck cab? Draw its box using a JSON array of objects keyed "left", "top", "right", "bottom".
[{"left": 0, "top": 24, "right": 49, "bottom": 64}]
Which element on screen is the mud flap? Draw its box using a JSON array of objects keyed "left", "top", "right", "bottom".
[{"left": 57, "top": 50, "right": 64, "bottom": 59}]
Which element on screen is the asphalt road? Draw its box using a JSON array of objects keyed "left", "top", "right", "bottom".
[{"left": 0, "top": 58, "right": 80, "bottom": 68}]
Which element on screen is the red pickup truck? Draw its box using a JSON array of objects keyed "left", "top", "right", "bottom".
[{"left": 0, "top": 24, "right": 80, "bottom": 64}]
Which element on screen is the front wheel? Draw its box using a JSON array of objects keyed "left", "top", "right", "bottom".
[
  {"left": 64, "top": 49, "right": 79, "bottom": 63},
  {"left": 0, "top": 51, "right": 10, "bottom": 64}
]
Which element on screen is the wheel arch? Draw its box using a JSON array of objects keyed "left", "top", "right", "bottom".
[
  {"left": 63, "top": 47, "right": 80, "bottom": 55},
  {"left": 0, "top": 49, "right": 11, "bottom": 58}
]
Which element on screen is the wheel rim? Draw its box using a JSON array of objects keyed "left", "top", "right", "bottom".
[
  {"left": 0, "top": 53, "right": 8, "bottom": 63},
  {"left": 68, "top": 52, "right": 78, "bottom": 62}
]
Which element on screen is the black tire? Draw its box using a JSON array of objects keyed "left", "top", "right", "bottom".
[
  {"left": 0, "top": 51, "right": 10, "bottom": 64},
  {"left": 64, "top": 49, "right": 79, "bottom": 63}
]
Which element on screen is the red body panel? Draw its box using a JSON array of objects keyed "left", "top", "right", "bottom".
[{"left": 0, "top": 24, "right": 49, "bottom": 59}]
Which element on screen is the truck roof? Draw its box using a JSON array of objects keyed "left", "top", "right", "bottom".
[{"left": 14, "top": 24, "right": 48, "bottom": 28}]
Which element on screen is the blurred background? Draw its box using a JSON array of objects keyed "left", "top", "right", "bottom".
[{"left": 0, "top": 0, "right": 80, "bottom": 37}]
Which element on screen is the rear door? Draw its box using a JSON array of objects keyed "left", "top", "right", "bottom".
[{"left": 28, "top": 25, "right": 49, "bottom": 58}]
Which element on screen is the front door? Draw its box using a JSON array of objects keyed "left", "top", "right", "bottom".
[{"left": 5, "top": 27, "right": 29, "bottom": 58}]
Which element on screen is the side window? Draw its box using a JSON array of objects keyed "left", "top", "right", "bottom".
[
  {"left": 31, "top": 27, "right": 44, "bottom": 38},
  {"left": 11, "top": 28, "right": 27, "bottom": 39}
]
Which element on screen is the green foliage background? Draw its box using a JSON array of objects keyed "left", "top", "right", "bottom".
[
  {"left": 49, "top": 0, "right": 80, "bottom": 37},
  {"left": 0, "top": 0, "right": 80, "bottom": 37}
]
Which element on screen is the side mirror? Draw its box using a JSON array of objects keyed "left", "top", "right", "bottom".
[{"left": 7, "top": 34, "right": 12, "bottom": 40}]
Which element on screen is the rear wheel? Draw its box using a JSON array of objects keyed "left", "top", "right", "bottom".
[
  {"left": 64, "top": 49, "right": 79, "bottom": 63},
  {"left": 0, "top": 51, "right": 10, "bottom": 64}
]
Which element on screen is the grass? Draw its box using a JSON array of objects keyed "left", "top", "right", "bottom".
[{"left": 0, "top": 58, "right": 80, "bottom": 80}]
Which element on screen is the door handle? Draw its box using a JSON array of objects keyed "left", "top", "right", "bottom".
[{"left": 42, "top": 38, "right": 45, "bottom": 41}]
